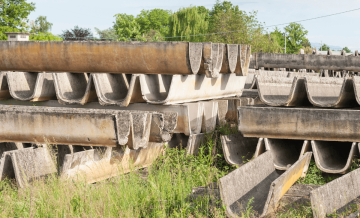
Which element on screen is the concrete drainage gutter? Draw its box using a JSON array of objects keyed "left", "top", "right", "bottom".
[{"left": 219, "top": 151, "right": 312, "bottom": 217}]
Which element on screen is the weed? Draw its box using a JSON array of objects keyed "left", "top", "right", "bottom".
[{"left": 297, "top": 160, "right": 339, "bottom": 185}]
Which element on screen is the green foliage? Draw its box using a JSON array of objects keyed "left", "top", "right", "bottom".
[
  {"left": 319, "top": 43, "right": 330, "bottom": 51},
  {"left": 271, "top": 22, "right": 310, "bottom": 53},
  {"left": 94, "top": 27, "right": 117, "bottom": 40},
  {"left": 0, "top": 0, "right": 36, "bottom": 40},
  {"left": 30, "top": 15, "right": 52, "bottom": 33},
  {"left": 284, "top": 22, "right": 309, "bottom": 53},
  {"left": 61, "top": 25, "right": 93, "bottom": 41},
  {"left": 275, "top": 201, "right": 313, "bottom": 218},
  {"left": 207, "top": 1, "right": 281, "bottom": 53},
  {"left": 343, "top": 46, "right": 352, "bottom": 53},
  {"left": 167, "top": 6, "right": 209, "bottom": 42},
  {"left": 136, "top": 9, "right": 171, "bottom": 37},
  {"left": 113, "top": 13, "right": 145, "bottom": 41},
  {"left": 29, "top": 32, "right": 62, "bottom": 41},
  {"left": 297, "top": 160, "right": 339, "bottom": 185}
]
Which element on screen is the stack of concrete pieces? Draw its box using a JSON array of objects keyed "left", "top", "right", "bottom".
[
  {"left": 255, "top": 75, "right": 360, "bottom": 107},
  {"left": 221, "top": 134, "right": 359, "bottom": 174},
  {"left": 0, "top": 145, "right": 56, "bottom": 188},
  {"left": 244, "top": 70, "right": 319, "bottom": 89},
  {"left": 232, "top": 51, "right": 360, "bottom": 217},
  {"left": 0, "top": 40, "right": 257, "bottom": 183}
]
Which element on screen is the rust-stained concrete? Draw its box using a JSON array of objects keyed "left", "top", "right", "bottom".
[
  {"left": 0, "top": 105, "right": 176, "bottom": 148},
  {"left": 0, "top": 41, "right": 251, "bottom": 78}
]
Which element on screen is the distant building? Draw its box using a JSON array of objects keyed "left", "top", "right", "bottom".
[{"left": 5, "top": 32, "right": 30, "bottom": 41}]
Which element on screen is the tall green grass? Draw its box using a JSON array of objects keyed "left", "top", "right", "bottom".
[{"left": 0, "top": 125, "right": 237, "bottom": 217}]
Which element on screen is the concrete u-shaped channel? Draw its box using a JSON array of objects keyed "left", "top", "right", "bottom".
[
  {"left": 0, "top": 71, "right": 248, "bottom": 107},
  {"left": 0, "top": 41, "right": 251, "bottom": 78},
  {"left": 255, "top": 75, "right": 360, "bottom": 108},
  {"left": 221, "top": 134, "right": 359, "bottom": 174}
]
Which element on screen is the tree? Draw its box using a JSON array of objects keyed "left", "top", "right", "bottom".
[
  {"left": 167, "top": 6, "right": 210, "bottom": 42},
  {"left": 61, "top": 25, "right": 93, "bottom": 41},
  {"left": 343, "top": 46, "right": 351, "bottom": 53},
  {"left": 207, "top": 1, "right": 281, "bottom": 53},
  {"left": 30, "top": 32, "right": 62, "bottom": 41},
  {"left": 30, "top": 15, "right": 52, "bottom": 33},
  {"left": 283, "top": 22, "right": 309, "bottom": 54},
  {"left": 113, "top": 13, "right": 145, "bottom": 41},
  {"left": 319, "top": 43, "right": 329, "bottom": 51},
  {"left": 94, "top": 27, "right": 117, "bottom": 40},
  {"left": 136, "top": 9, "right": 171, "bottom": 38},
  {"left": 0, "top": 0, "right": 36, "bottom": 40}
]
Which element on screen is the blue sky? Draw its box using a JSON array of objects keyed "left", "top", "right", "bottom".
[{"left": 27, "top": 0, "right": 360, "bottom": 51}]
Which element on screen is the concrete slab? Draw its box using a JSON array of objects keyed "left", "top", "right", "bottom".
[
  {"left": 6, "top": 71, "right": 56, "bottom": 101},
  {"left": 0, "top": 105, "right": 174, "bottom": 148},
  {"left": 311, "top": 167, "right": 360, "bottom": 218},
  {"left": 238, "top": 105, "right": 360, "bottom": 142},
  {"left": 0, "top": 41, "right": 251, "bottom": 78},
  {"left": 219, "top": 151, "right": 312, "bottom": 217},
  {"left": 265, "top": 139, "right": 308, "bottom": 170},
  {"left": 311, "top": 141, "right": 358, "bottom": 174},
  {"left": 0, "top": 147, "right": 56, "bottom": 188},
  {"left": 93, "top": 73, "right": 145, "bottom": 106},
  {"left": 220, "top": 133, "right": 259, "bottom": 166},
  {"left": 253, "top": 52, "right": 360, "bottom": 71},
  {"left": 53, "top": 73, "right": 97, "bottom": 105},
  {"left": 305, "top": 77, "right": 357, "bottom": 108},
  {"left": 256, "top": 76, "right": 310, "bottom": 106},
  {"left": 140, "top": 74, "right": 246, "bottom": 105},
  {"left": 62, "top": 142, "right": 164, "bottom": 183}
]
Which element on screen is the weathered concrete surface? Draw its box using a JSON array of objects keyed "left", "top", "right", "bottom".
[
  {"left": 246, "top": 70, "right": 319, "bottom": 89},
  {"left": 311, "top": 141, "right": 358, "bottom": 174},
  {"left": 219, "top": 151, "right": 312, "bottom": 217},
  {"left": 53, "top": 73, "right": 97, "bottom": 105},
  {"left": 253, "top": 52, "right": 360, "bottom": 71},
  {"left": 0, "top": 142, "right": 25, "bottom": 180},
  {"left": 5, "top": 71, "right": 56, "bottom": 101},
  {"left": 62, "top": 142, "right": 164, "bottom": 183},
  {"left": 0, "top": 100, "right": 216, "bottom": 136},
  {"left": 140, "top": 74, "right": 246, "bottom": 104},
  {"left": 220, "top": 133, "right": 259, "bottom": 166},
  {"left": 225, "top": 95, "right": 261, "bottom": 122},
  {"left": 305, "top": 77, "right": 357, "bottom": 108},
  {"left": 238, "top": 106, "right": 360, "bottom": 142},
  {"left": 311, "top": 167, "right": 360, "bottom": 218},
  {"left": 93, "top": 73, "right": 145, "bottom": 106},
  {"left": 0, "top": 147, "right": 56, "bottom": 188},
  {"left": 0, "top": 105, "right": 174, "bottom": 148},
  {"left": 0, "top": 41, "right": 251, "bottom": 78},
  {"left": 265, "top": 139, "right": 309, "bottom": 170},
  {"left": 262, "top": 152, "right": 312, "bottom": 216},
  {"left": 256, "top": 76, "right": 311, "bottom": 106}
]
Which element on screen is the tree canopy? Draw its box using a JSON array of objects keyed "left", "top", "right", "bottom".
[
  {"left": 0, "top": 0, "right": 35, "bottom": 40},
  {"left": 60, "top": 25, "right": 93, "bottom": 41},
  {"left": 30, "top": 15, "right": 52, "bottom": 33}
]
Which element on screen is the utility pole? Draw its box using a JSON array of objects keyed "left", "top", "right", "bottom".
[{"left": 284, "top": 33, "right": 287, "bottom": 54}]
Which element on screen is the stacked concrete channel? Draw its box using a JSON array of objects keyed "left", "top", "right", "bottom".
[
  {"left": 3, "top": 37, "right": 360, "bottom": 217},
  {"left": 0, "top": 39, "right": 254, "bottom": 188},
  {"left": 221, "top": 51, "right": 360, "bottom": 217}
]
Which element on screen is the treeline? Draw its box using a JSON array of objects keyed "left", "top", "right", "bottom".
[{"left": 2, "top": 0, "right": 352, "bottom": 53}]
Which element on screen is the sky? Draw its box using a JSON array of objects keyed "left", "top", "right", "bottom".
[{"left": 27, "top": 0, "right": 360, "bottom": 52}]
